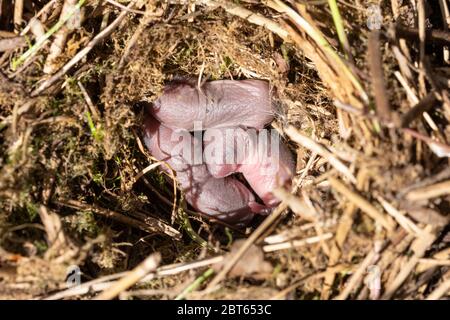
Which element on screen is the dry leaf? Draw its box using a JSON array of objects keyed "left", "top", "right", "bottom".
[{"left": 214, "top": 240, "right": 273, "bottom": 279}]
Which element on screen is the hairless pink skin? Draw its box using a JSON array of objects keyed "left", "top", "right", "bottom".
[
  {"left": 204, "top": 127, "right": 295, "bottom": 207},
  {"left": 151, "top": 79, "right": 274, "bottom": 130},
  {"left": 143, "top": 116, "right": 265, "bottom": 226}
]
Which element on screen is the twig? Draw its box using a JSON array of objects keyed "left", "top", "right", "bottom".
[
  {"left": 382, "top": 227, "right": 436, "bottom": 299},
  {"left": 57, "top": 199, "right": 182, "bottom": 240},
  {"left": 405, "top": 179, "right": 450, "bottom": 201},
  {"left": 333, "top": 99, "right": 366, "bottom": 116},
  {"left": 403, "top": 128, "right": 450, "bottom": 157},
  {"left": 133, "top": 129, "right": 178, "bottom": 223},
  {"left": 282, "top": 188, "right": 331, "bottom": 255},
  {"left": 418, "top": 258, "right": 450, "bottom": 270},
  {"left": 285, "top": 125, "right": 356, "bottom": 184},
  {"left": 20, "top": 0, "right": 60, "bottom": 36},
  {"left": 44, "top": 0, "right": 85, "bottom": 74},
  {"left": 377, "top": 231, "right": 412, "bottom": 281},
  {"left": 400, "top": 92, "right": 438, "bottom": 127},
  {"left": 77, "top": 81, "right": 100, "bottom": 121},
  {"left": 13, "top": 0, "right": 24, "bottom": 32},
  {"left": 328, "top": 177, "right": 395, "bottom": 232},
  {"left": 30, "top": 0, "right": 136, "bottom": 96},
  {"left": 433, "top": 247, "right": 450, "bottom": 260},
  {"left": 206, "top": 202, "right": 288, "bottom": 291},
  {"left": 391, "top": 0, "right": 402, "bottom": 21},
  {"left": 368, "top": 29, "right": 392, "bottom": 125},
  {"left": 398, "top": 168, "right": 450, "bottom": 197},
  {"left": 199, "top": 0, "right": 289, "bottom": 40},
  {"left": 44, "top": 255, "right": 224, "bottom": 300},
  {"left": 94, "top": 253, "right": 161, "bottom": 300},
  {"left": 119, "top": 288, "right": 176, "bottom": 299},
  {"left": 7, "top": 19, "right": 48, "bottom": 77},
  {"left": 1, "top": 223, "right": 46, "bottom": 243},
  {"left": 105, "top": 0, "right": 147, "bottom": 15},
  {"left": 100, "top": 9, "right": 110, "bottom": 31},
  {"left": 389, "top": 38, "right": 414, "bottom": 83},
  {"left": 271, "top": 188, "right": 316, "bottom": 221},
  {"left": 426, "top": 277, "right": 450, "bottom": 300},
  {"left": 417, "top": 0, "right": 427, "bottom": 96},
  {"left": 264, "top": 218, "right": 337, "bottom": 245},
  {"left": 262, "top": 233, "right": 333, "bottom": 252},
  {"left": 0, "top": 37, "right": 27, "bottom": 52},
  {"left": 268, "top": 0, "right": 368, "bottom": 103},
  {"left": 421, "top": 122, "right": 450, "bottom": 152},
  {"left": 394, "top": 71, "right": 438, "bottom": 131},
  {"left": 395, "top": 24, "right": 450, "bottom": 46},
  {"left": 150, "top": 256, "right": 224, "bottom": 279},
  {"left": 322, "top": 169, "right": 368, "bottom": 299},
  {"left": 295, "top": 151, "right": 317, "bottom": 188},
  {"left": 38, "top": 205, "right": 67, "bottom": 248},
  {"left": 438, "top": 0, "right": 450, "bottom": 62},
  {"left": 0, "top": 30, "right": 17, "bottom": 37},
  {"left": 271, "top": 264, "right": 351, "bottom": 300},
  {"left": 133, "top": 162, "right": 163, "bottom": 183},
  {"left": 12, "top": 0, "right": 87, "bottom": 70},
  {"left": 394, "top": 71, "right": 420, "bottom": 105},
  {"left": 376, "top": 195, "right": 422, "bottom": 235},
  {"left": 335, "top": 241, "right": 384, "bottom": 300}
]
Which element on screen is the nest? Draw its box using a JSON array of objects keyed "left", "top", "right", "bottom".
[{"left": 0, "top": 0, "right": 449, "bottom": 300}]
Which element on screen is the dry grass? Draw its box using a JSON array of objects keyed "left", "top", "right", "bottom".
[{"left": 0, "top": 0, "right": 449, "bottom": 300}]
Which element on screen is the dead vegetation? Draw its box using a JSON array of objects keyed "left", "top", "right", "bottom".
[{"left": 0, "top": 0, "right": 449, "bottom": 300}]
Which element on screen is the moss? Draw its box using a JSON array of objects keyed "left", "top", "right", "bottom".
[
  {"left": 25, "top": 201, "right": 39, "bottom": 222},
  {"left": 34, "top": 240, "right": 48, "bottom": 254},
  {"left": 74, "top": 210, "right": 99, "bottom": 237}
]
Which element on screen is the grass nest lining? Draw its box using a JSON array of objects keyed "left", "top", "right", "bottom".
[{"left": 0, "top": 0, "right": 449, "bottom": 300}]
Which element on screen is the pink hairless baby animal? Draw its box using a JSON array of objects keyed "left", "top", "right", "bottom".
[
  {"left": 204, "top": 127, "right": 295, "bottom": 207},
  {"left": 151, "top": 79, "right": 274, "bottom": 130},
  {"left": 144, "top": 79, "right": 295, "bottom": 226},
  {"left": 143, "top": 115, "right": 266, "bottom": 226}
]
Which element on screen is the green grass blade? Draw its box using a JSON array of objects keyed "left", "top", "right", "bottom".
[
  {"left": 12, "top": 0, "right": 87, "bottom": 70},
  {"left": 328, "top": 0, "right": 351, "bottom": 58},
  {"left": 175, "top": 268, "right": 215, "bottom": 300}
]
